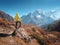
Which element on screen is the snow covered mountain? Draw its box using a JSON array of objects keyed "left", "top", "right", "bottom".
[
  {"left": 45, "top": 9, "right": 60, "bottom": 20},
  {"left": 21, "top": 9, "right": 60, "bottom": 27},
  {"left": 21, "top": 10, "right": 54, "bottom": 27}
]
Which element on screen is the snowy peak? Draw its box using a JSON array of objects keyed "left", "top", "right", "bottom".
[
  {"left": 21, "top": 9, "right": 60, "bottom": 27},
  {"left": 46, "top": 9, "right": 60, "bottom": 20},
  {"left": 36, "top": 15, "right": 42, "bottom": 19},
  {"left": 21, "top": 10, "right": 54, "bottom": 27}
]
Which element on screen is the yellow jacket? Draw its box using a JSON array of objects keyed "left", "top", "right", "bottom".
[{"left": 14, "top": 13, "right": 21, "bottom": 22}]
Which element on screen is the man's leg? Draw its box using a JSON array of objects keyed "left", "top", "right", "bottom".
[{"left": 16, "top": 21, "right": 18, "bottom": 29}]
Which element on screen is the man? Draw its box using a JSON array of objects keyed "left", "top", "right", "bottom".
[
  {"left": 14, "top": 13, "right": 21, "bottom": 29},
  {"left": 11, "top": 13, "right": 21, "bottom": 36}
]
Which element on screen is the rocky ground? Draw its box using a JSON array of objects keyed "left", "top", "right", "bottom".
[{"left": 0, "top": 18, "right": 60, "bottom": 45}]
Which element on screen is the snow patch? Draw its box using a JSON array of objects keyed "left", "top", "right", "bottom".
[{"left": 36, "top": 15, "right": 42, "bottom": 18}]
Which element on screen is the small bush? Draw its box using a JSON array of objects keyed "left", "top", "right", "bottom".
[{"left": 32, "top": 28, "right": 36, "bottom": 32}]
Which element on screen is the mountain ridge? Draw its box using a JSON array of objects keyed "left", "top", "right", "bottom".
[
  {"left": 0, "top": 10, "right": 13, "bottom": 21},
  {"left": 21, "top": 10, "right": 54, "bottom": 27}
]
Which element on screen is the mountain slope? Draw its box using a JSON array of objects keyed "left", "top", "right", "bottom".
[
  {"left": 0, "top": 17, "right": 59, "bottom": 45},
  {"left": 47, "top": 19, "right": 60, "bottom": 32},
  {"left": 0, "top": 10, "right": 13, "bottom": 21}
]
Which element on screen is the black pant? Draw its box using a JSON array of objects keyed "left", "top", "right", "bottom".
[{"left": 15, "top": 21, "right": 21, "bottom": 29}]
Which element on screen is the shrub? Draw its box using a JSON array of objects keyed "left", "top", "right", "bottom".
[{"left": 32, "top": 28, "right": 36, "bottom": 32}]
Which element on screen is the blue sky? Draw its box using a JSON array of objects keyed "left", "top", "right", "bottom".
[{"left": 0, "top": 0, "right": 60, "bottom": 17}]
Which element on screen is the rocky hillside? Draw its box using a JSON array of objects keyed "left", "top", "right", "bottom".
[
  {"left": 0, "top": 18, "right": 60, "bottom": 45},
  {"left": 0, "top": 10, "right": 13, "bottom": 21},
  {"left": 47, "top": 19, "right": 60, "bottom": 32}
]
